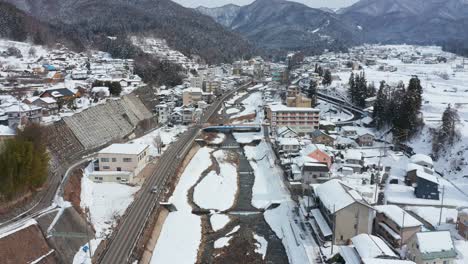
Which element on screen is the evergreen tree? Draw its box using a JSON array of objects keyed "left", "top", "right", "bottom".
[
  {"left": 373, "top": 81, "right": 387, "bottom": 129},
  {"left": 322, "top": 69, "right": 332, "bottom": 86},
  {"left": 432, "top": 104, "right": 460, "bottom": 158},
  {"left": 348, "top": 72, "right": 356, "bottom": 103},
  {"left": 309, "top": 80, "right": 318, "bottom": 106}
]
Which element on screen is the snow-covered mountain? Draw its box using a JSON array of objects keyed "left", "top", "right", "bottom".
[
  {"left": 196, "top": 4, "right": 241, "bottom": 27},
  {"left": 198, "top": 0, "right": 362, "bottom": 51},
  {"left": 341, "top": 0, "right": 468, "bottom": 44}
]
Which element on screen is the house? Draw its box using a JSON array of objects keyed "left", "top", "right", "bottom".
[
  {"left": 310, "top": 130, "right": 335, "bottom": 146},
  {"left": 406, "top": 231, "right": 457, "bottom": 264},
  {"left": 286, "top": 93, "right": 312, "bottom": 108},
  {"left": 405, "top": 163, "right": 434, "bottom": 186},
  {"left": 410, "top": 154, "right": 433, "bottom": 169},
  {"left": 339, "top": 234, "right": 414, "bottom": 264},
  {"left": 374, "top": 205, "right": 422, "bottom": 248},
  {"left": 40, "top": 87, "right": 78, "bottom": 102},
  {"left": 302, "top": 162, "right": 330, "bottom": 184},
  {"left": 276, "top": 137, "right": 301, "bottom": 153},
  {"left": 414, "top": 171, "right": 439, "bottom": 200},
  {"left": 301, "top": 144, "right": 333, "bottom": 168},
  {"left": 182, "top": 87, "right": 202, "bottom": 106},
  {"left": 457, "top": 209, "right": 468, "bottom": 239},
  {"left": 90, "top": 143, "right": 149, "bottom": 183},
  {"left": 155, "top": 104, "right": 171, "bottom": 124},
  {"left": 45, "top": 71, "right": 63, "bottom": 83},
  {"left": 357, "top": 130, "right": 375, "bottom": 146},
  {"left": 4, "top": 103, "right": 42, "bottom": 128},
  {"left": 312, "top": 179, "right": 374, "bottom": 245},
  {"left": 32, "top": 97, "right": 58, "bottom": 116},
  {"left": 276, "top": 126, "right": 299, "bottom": 139},
  {"left": 342, "top": 126, "right": 358, "bottom": 137}
]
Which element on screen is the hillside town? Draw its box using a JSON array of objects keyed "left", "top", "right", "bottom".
[{"left": 1, "top": 37, "right": 468, "bottom": 264}]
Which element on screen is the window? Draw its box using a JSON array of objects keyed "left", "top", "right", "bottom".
[
  {"left": 103, "top": 166, "right": 110, "bottom": 169},
  {"left": 340, "top": 235, "right": 343, "bottom": 241},
  {"left": 123, "top": 158, "right": 132, "bottom": 162},
  {"left": 101, "top": 158, "right": 109, "bottom": 162},
  {"left": 116, "top": 177, "right": 121, "bottom": 181},
  {"left": 117, "top": 167, "right": 121, "bottom": 171},
  {"left": 112, "top": 158, "right": 117, "bottom": 162}
]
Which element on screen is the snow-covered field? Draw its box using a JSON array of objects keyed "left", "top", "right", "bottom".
[
  {"left": 130, "top": 125, "right": 187, "bottom": 156},
  {"left": 193, "top": 150, "right": 238, "bottom": 211},
  {"left": 231, "top": 92, "right": 262, "bottom": 118},
  {"left": 73, "top": 166, "right": 140, "bottom": 264},
  {"left": 151, "top": 147, "right": 213, "bottom": 264}
]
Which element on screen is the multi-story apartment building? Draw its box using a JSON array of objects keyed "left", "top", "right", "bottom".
[
  {"left": 286, "top": 93, "right": 312, "bottom": 108},
  {"left": 182, "top": 87, "right": 202, "bottom": 106},
  {"left": 266, "top": 103, "right": 320, "bottom": 136}
]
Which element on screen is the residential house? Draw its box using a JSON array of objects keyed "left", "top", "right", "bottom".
[
  {"left": 406, "top": 231, "right": 457, "bottom": 264},
  {"left": 414, "top": 171, "right": 440, "bottom": 200},
  {"left": 276, "top": 126, "right": 299, "bottom": 139},
  {"left": 310, "top": 130, "right": 335, "bottom": 146},
  {"left": 339, "top": 234, "right": 415, "bottom": 264},
  {"left": 182, "top": 87, "right": 202, "bottom": 106},
  {"left": 302, "top": 162, "right": 330, "bottom": 184},
  {"left": 410, "top": 154, "right": 434, "bottom": 169},
  {"left": 374, "top": 205, "right": 422, "bottom": 248},
  {"left": 312, "top": 179, "right": 374, "bottom": 245},
  {"left": 45, "top": 71, "right": 64, "bottom": 83},
  {"left": 405, "top": 163, "right": 435, "bottom": 186},
  {"left": 155, "top": 104, "right": 171, "bottom": 124},
  {"left": 286, "top": 93, "right": 312, "bottom": 108},
  {"left": 457, "top": 209, "right": 468, "bottom": 239},
  {"left": 276, "top": 137, "right": 301, "bottom": 153},
  {"left": 357, "top": 129, "right": 375, "bottom": 146},
  {"left": 4, "top": 103, "right": 42, "bottom": 128},
  {"left": 301, "top": 144, "right": 333, "bottom": 168},
  {"left": 40, "top": 87, "right": 78, "bottom": 103},
  {"left": 90, "top": 143, "right": 149, "bottom": 183},
  {"left": 342, "top": 126, "right": 358, "bottom": 137},
  {"left": 32, "top": 97, "right": 58, "bottom": 115}
]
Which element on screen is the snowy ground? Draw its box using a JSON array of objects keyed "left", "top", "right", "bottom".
[
  {"left": 231, "top": 92, "right": 262, "bottom": 118},
  {"left": 406, "top": 206, "right": 458, "bottom": 226},
  {"left": 193, "top": 150, "right": 238, "bottom": 211},
  {"left": 130, "top": 125, "right": 187, "bottom": 156},
  {"left": 151, "top": 147, "right": 213, "bottom": 264},
  {"left": 73, "top": 165, "right": 140, "bottom": 264},
  {"left": 316, "top": 100, "right": 353, "bottom": 123}
]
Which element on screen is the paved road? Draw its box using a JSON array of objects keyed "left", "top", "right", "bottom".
[{"left": 99, "top": 81, "right": 252, "bottom": 264}]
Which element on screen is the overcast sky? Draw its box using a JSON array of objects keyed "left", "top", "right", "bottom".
[{"left": 173, "top": 0, "right": 359, "bottom": 9}]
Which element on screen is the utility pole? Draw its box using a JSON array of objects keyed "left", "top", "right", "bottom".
[
  {"left": 85, "top": 207, "right": 93, "bottom": 261},
  {"left": 438, "top": 185, "right": 445, "bottom": 226},
  {"left": 400, "top": 211, "right": 405, "bottom": 251},
  {"left": 331, "top": 204, "right": 336, "bottom": 255}
]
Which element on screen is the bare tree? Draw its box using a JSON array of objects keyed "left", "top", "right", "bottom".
[{"left": 153, "top": 132, "right": 163, "bottom": 154}]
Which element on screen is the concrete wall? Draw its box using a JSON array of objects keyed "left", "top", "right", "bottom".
[
  {"left": 46, "top": 95, "right": 153, "bottom": 162},
  {"left": 334, "top": 203, "right": 373, "bottom": 245}
]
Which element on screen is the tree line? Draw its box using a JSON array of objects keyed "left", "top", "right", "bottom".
[
  {"left": 0, "top": 124, "right": 49, "bottom": 201},
  {"left": 372, "top": 77, "right": 423, "bottom": 139},
  {"left": 348, "top": 71, "right": 375, "bottom": 108}
]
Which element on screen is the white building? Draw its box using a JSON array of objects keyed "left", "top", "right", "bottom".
[{"left": 89, "top": 143, "right": 149, "bottom": 183}]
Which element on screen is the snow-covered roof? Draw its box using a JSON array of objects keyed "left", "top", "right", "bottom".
[
  {"left": 183, "top": 87, "right": 202, "bottom": 93},
  {"left": 315, "top": 179, "right": 367, "bottom": 212},
  {"left": 416, "top": 169, "right": 439, "bottom": 184},
  {"left": 339, "top": 246, "right": 360, "bottom": 264},
  {"left": 410, "top": 154, "right": 433, "bottom": 167},
  {"left": 351, "top": 234, "right": 397, "bottom": 259},
  {"left": 268, "top": 103, "right": 319, "bottom": 113},
  {"left": 277, "top": 137, "right": 300, "bottom": 146},
  {"left": 362, "top": 259, "right": 416, "bottom": 264},
  {"left": 415, "top": 231, "right": 455, "bottom": 254},
  {"left": 310, "top": 209, "right": 332, "bottom": 237},
  {"left": 3, "top": 103, "right": 41, "bottom": 113},
  {"left": 39, "top": 97, "right": 57, "bottom": 104},
  {"left": 374, "top": 205, "right": 422, "bottom": 228},
  {"left": 345, "top": 149, "right": 363, "bottom": 161},
  {"left": 99, "top": 143, "right": 149, "bottom": 155}
]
